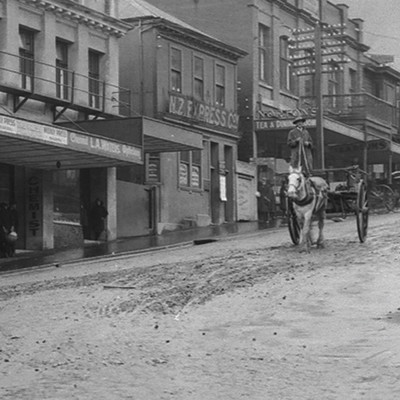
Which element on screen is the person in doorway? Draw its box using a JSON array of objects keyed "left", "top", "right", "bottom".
[
  {"left": 90, "top": 199, "right": 108, "bottom": 241},
  {"left": 287, "top": 117, "right": 313, "bottom": 176},
  {"left": 279, "top": 178, "right": 288, "bottom": 218},
  {"left": 257, "top": 178, "right": 276, "bottom": 223}
]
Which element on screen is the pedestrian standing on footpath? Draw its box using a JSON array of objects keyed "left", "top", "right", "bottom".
[
  {"left": 287, "top": 117, "right": 313, "bottom": 176},
  {"left": 90, "top": 198, "right": 108, "bottom": 241}
]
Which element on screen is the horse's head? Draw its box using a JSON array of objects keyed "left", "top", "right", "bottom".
[{"left": 287, "top": 166, "right": 305, "bottom": 199}]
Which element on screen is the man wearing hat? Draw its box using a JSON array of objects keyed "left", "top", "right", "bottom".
[{"left": 287, "top": 117, "right": 313, "bottom": 176}]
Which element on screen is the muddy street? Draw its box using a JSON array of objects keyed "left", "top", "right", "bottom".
[{"left": 1, "top": 213, "right": 400, "bottom": 399}]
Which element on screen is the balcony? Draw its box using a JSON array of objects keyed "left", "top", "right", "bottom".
[
  {"left": 300, "top": 93, "right": 399, "bottom": 130},
  {"left": 0, "top": 50, "right": 131, "bottom": 120}
]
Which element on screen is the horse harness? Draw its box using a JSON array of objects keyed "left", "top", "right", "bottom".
[{"left": 290, "top": 174, "right": 326, "bottom": 213}]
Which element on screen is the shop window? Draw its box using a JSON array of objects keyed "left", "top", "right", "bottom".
[
  {"left": 171, "top": 47, "right": 182, "bottom": 93},
  {"left": 259, "top": 24, "right": 271, "bottom": 84},
  {"left": 215, "top": 64, "right": 225, "bottom": 107},
  {"left": 19, "top": 28, "right": 35, "bottom": 91},
  {"left": 53, "top": 169, "right": 80, "bottom": 223},
  {"left": 88, "top": 49, "right": 102, "bottom": 108},
  {"left": 194, "top": 56, "right": 204, "bottom": 100},
  {"left": 179, "top": 150, "right": 202, "bottom": 189},
  {"left": 280, "top": 36, "right": 293, "bottom": 92},
  {"left": 56, "top": 40, "right": 69, "bottom": 100}
]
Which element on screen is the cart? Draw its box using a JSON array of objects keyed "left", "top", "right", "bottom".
[{"left": 287, "top": 165, "right": 369, "bottom": 245}]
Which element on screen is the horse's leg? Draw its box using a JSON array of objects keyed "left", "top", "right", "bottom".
[
  {"left": 299, "top": 208, "right": 313, "bottom": 252},
  {"left": 316, "top": 208, "right": 326, "bottom": 248}
]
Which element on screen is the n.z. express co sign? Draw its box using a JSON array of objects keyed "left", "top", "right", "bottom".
[{"left": 168, "top": 93, "right": 239, "bottom": 131}]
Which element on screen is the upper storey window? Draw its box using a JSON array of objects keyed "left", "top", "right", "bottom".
[
  {"left": 259, "top": 24, "right": 271, "bottom": 84},
  {"left": 171, "top": 47, "right": 182, "bottom": 93},
  {"left": 19, "top": 28, "right": 35, "bottom": 91},
  {"left": 215, "top": 64, "right": 225, "bottom": 107},
  {"left": 88, "top": 50, "right": 102, "bottom": 108},
  {"left": 56, "top": 40, "right": 69, "bottom": 100},
  {"left": 194, "top": 56, "right": 204, "bottom": 100},
  {"left": 280, "top": 36, "right": 293, "bottom": 92}
]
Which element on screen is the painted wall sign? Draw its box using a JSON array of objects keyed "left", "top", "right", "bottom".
[
  {"left": 0, "top": 115, "right": 143, "bottom": 163},
  {"left": 168, "top": 94, "right": 239, "bottom": 131},
  {"left": 331, "top": 140, "right": 389, "bottom": 153},
  {"left": 255, "top": 119, "right": 316, "bottom": 131}
]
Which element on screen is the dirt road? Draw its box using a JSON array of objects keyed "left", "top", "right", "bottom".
[{"left": 1, "top": 213, "right": 400, "bottom": 399}]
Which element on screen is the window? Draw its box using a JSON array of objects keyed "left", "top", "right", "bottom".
[
  {"left": 328, "top": 63, "right": 340, "bottom": 107},
  {"left": 259, "top": 24, "right": 271, "bottom": 84},
  {"left": 88, "top": 50, "right": 101, "bottom": 108},
  {"left": 146, "top": 153, "right": 161, "bottom": 182},
  {"left": 53, "top": 169, "right": 80, "bottom": 223},
  {"left": 171, "top": 48, "right": 182, "bottom": 93},
  {"left": 194, "top": 56, "right": 204, "bottom": 100},
  {"left": 215, "top": 64, "right": 225, "bottom": 106},
  {"left": 179, "top": 150, "right": 202, "bottom": 188},
  {"left": 280, "top": 36, "right": 293, "bottom": 91},
  {"left": 19, "top": 28, "right": 34, "bottom": 91},
  {"left": 56, "top": 40, "right": 69, "bottom": 100},
  {"left": 349, "top": 68, "right": 357, "bottom": 94}
]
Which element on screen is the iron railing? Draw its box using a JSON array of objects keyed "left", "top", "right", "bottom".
[
  {"left": 0, "top": 49, "right": 131, "bottom": 116},
  {"left": 300, "top": 93, "right": 399, "bottom": 128}
]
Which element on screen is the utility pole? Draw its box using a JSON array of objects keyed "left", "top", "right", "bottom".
[{"left": 315, "top": 0, "right": 324, "bottom": 170}]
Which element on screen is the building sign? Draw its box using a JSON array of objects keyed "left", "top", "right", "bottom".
[
  {"left": 303, "top": 0, "right": 320, "bottom": 19},
  {"left": 257, "top": 107, "right": 317, "bottom": 120},
  {"left": 255, "top": 119, "right": 316, "bottom": 130},
  {"left": 0, "top": 115, "right": 143, "bottom": 164},
  {"left": 219, "top": 175, "right": 227, "bottom": 201},
  {"left": 168, "top": 93, "right": 239, "bottom": 131}
]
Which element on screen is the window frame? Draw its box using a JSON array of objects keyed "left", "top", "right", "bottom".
[
  {"left": 56, "top": 39, "right": 70, "bottom": 100},
  {"left": 170, "top": 47, "right": 182, "bottom": 93},
  {"left": 179, "top": 150, "right": 202, "bottom": 189},
  {"left": 193, "top": 55, "right": 204, "bottom": 100},
  {"left": 215, "top": 63, "right": 226, "bottom": 107},
  {"left": 279, "top": 36, "right": 293, "bottom": 92},
  {"left": 258, "top": 24, "right": 271, "bottom": 84},
  {"left": 19, "top": 27, "right": 35, "bottom": 91},
  {"left": 88, "top": 49, "right": 102, "bottom": 108}
]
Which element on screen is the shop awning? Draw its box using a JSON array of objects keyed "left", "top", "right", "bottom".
[
  {"left": 58, "top": 116, "right": 204, "bottom": 154},
  {"left": 0, "top": 115, "right": 143, "bottom": 170}
]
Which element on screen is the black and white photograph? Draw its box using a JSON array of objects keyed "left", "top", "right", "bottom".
[{"left": 1, "top": 0, "right": 400, "bottom": 398}]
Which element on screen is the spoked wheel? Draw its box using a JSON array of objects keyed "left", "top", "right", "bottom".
[
  {"left": 356, "top": 180, "right": 369, "bottom": 243},
  {"left": 287, "top": 197, "right": 300, "bottom": 245}
]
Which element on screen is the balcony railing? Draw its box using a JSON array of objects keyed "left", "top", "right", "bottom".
[
  {"left": 300, "top": 93, "right": 399, "bottom": 128},
  {"left": 0, "top": 50, "right": 131, "bottom": 117}
]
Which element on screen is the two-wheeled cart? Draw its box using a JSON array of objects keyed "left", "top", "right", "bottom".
[{"left": 287, "top": 165, "right": 369, "bottom": 245}]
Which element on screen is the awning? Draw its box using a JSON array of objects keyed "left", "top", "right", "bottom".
[
  {"left": 0, "top": 115, "right": 143, "bottom": 170},
  {"left": 57, "top": 116, "right": 204, "bottom": 154}
]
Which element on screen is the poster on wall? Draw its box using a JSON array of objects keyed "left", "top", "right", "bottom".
[{"left": 219, "top": 175, "right": 227, "bottom": 202}]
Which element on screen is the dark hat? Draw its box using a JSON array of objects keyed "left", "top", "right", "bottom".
[{"left": 293, "top": 117, "right": 306, "bottom": 124}]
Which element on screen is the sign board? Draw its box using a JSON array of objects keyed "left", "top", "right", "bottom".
[
  {"left": 219, "top": 175, "right": 227, "bottom": 201},
  {"left": 0, "top": 115, "right": 143, "bottom": 164},
  {"left": 255, "top": 119, "right": 316, "bottom": 131}
]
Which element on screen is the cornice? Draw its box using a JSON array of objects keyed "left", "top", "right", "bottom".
[{"left": 18, "top": 0, "right": 132, "bottom": 37}]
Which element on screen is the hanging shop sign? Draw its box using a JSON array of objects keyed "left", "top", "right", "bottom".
[
  {"left": 0, "top": 115, "right": 142, "bottom": 164},
  {"left": 168, "top": 93, "right": 239, "bottom": 131},
  {"left": 255, "top": 118, "right": 316, "bottom": 130},
  {"left": 257, "top": 107, "right": 317, "bottom": 120}
]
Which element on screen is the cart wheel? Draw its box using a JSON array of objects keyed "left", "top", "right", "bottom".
[
  {"left": 287, "top": 197, "right": 300, "bottom": 245},
  {"left": 356, "top": 180, "right": 369, "bottom": 243}
]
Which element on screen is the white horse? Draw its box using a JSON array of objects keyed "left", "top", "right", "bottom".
[{"left": 287, "top": 166, "right": 328, "bottom": 252}]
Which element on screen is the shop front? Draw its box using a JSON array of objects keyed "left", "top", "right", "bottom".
[{"left": 0, "top": 114, "right": 143, "bottom": 252}]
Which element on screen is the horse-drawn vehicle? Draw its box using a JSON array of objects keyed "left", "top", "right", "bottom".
[{"left": 286, "top": 165, "right": 369, "bottom": 251}]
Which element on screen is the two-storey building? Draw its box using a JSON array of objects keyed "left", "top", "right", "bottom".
[
  {"left": 0, "top": 0, "right": 148, "bottom": 253},
  {"left": 144, "top": 0, "right": 400, "bottom": 194},
  {"left": 94, "top": 0, "right": 248, "bottom": 236}
]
